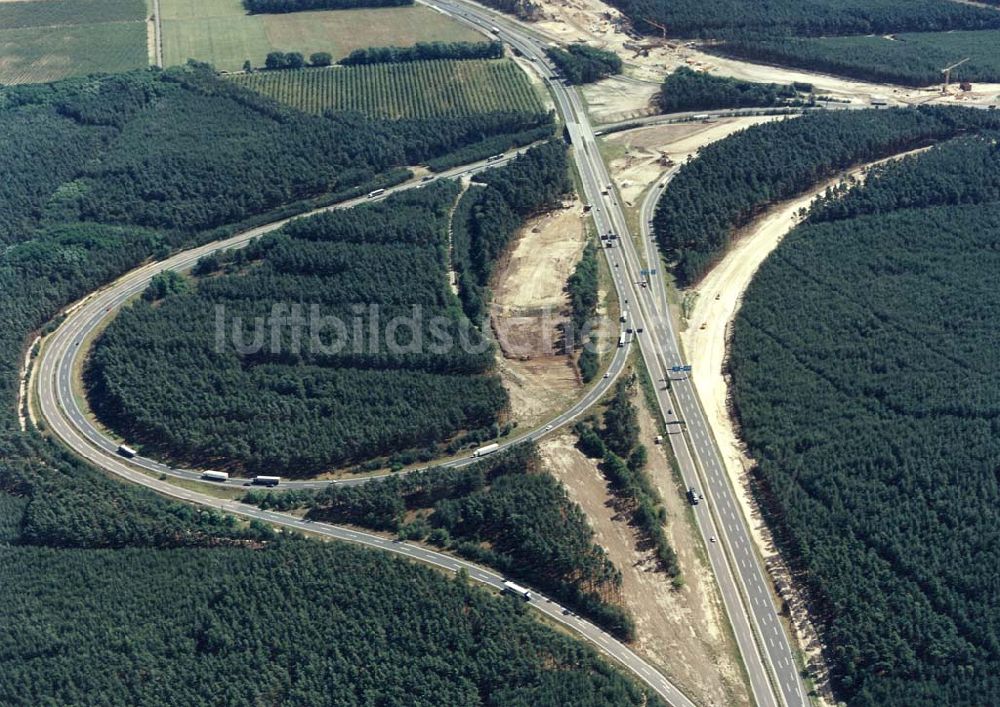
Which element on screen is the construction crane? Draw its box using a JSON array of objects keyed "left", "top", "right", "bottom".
[{"left": 941, "top": 58, "right": 970, "bottom": 94}]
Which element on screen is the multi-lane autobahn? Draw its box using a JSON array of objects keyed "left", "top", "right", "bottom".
[
  {"left": 33, "top": 137, "right": 691, "bottom": 703},
  {"left": 423, "top": 3, "right": 810, "bottom": 705},
  {"left": 36, "top": 146, "right": 640, "bottom": 488},
  {"left": 34, "top": 6, "right": 809, "bottom": 706}
]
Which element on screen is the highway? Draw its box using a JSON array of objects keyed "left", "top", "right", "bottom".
[
  {"left": 32, "top": 142, "right": 691, "bottom": 701},
  {"left": 33, "top": 7, "right": 805, "bottom": 706},
  {"left": 423, "top": 3, "right": 809, "bottom": 705},
  {"left": 35, "top": 337, "right": 693, "bottom": 706},
  {"left": 37, "top": 149, "right": 635, "bottom": 490}
]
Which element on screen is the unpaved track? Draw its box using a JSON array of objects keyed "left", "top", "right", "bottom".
[{"left": 675, "top": 146, "right": 931, "bottom": 700}]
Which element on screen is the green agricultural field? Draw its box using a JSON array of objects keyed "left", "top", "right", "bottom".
[
  {"left": 160, "top": 0, "right": 480, "bottom": 72},
  {"left": 0, "top": 0, "right": 147, "bottom": 84},
  {"left": 231, "top": 59, "right": 544, "bottom": 119},
  {"left": 0, "top": 0, "right": 144, "bottom": 27}
]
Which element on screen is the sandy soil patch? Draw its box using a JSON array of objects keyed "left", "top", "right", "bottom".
[
  {"left": 581, "top": 75, "right": 660, "bottom": 124},
  {"left": 603, "top": 116, "right": 786, "bottom": 206},
  {"left": 676, "top": 48, "right": 1000, "bottom": 108},
  {"left": 491, "top": 199, "right": 587, "bottom": 425},
  {"left": 146, "top": 18, "right": 156, "bottom": 66},
  {"left": 17, "top": 335, "right": 39, "bottom": 432},
  {"left": 679, "top": 146, "right": 930, "bottom": 700},
  {"left": 520, "top": 0, "right": 1000, "bottom": 109},
  {"left": 540, "top": 401, "right": 750, "bottom": 706}
]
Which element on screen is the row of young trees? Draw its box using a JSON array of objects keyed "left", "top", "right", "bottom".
[
  {"left": 244, "top": 0, "right": 411, "bottom": 13},
  {"left": 657, "top": 67, "right": 809, "bottom": 113},
  {"left": 246, "top": 443, "right": 637, "bottom": 639},
  {"left": 565, "top": 239, "right": 600, "bottom": 381},
  {"left": 729, "top": 135, "right": 1000, "bottom": 705},
  {"left": 546, "top": 44, "right": 622, "bottom": 85},
  {"left": 340, "top": 41, "right": 503, "bottom": 66},
  {"left": 575, "top": 377, "right": 680, "bottom": 576},
  {"left": 653, "top": 106, "right": 1000, "bottom": 286},
  {"left": 263, "top": 51, "right": 331, "bottom": 69}
]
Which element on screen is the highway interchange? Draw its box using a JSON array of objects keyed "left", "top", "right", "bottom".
[
  {"left": 33, "top": 6, "right": 812, "bottom": 706},
  {"left": 428, "top": 3, "right": 809, "bottom": 704}
]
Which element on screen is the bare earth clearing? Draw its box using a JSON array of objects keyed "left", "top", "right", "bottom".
[
  {"left": 522, "top": 0, "right": 1000, "bottom": 111},
  {"left": 603, "top": 117, "right": 786, "bottom": 206},
  {"left": 678, "top": 147, "right": 930, "bottom": 699},
  {"left": 540, "top": 395, "right": 750, "bottom": 707},
  {"left": 582, "top": 75, "right": 660, "bottom": 124},
  {"left": 491, "top": 199, "right": 587, "bottom": 426}
]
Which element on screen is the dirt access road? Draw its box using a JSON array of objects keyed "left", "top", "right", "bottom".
[
  {"left": 601, "top": 116, "right": 787, "bottom": 207},
  {"left": 678, "top": 146, "right": 931, "bottom": 700},
  {"left": 518, "top": 0, "right": 1000, "bottom": 121}
]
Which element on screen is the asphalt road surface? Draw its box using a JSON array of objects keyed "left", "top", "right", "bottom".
[
  {"left": 33, "top": 9, "right": 810, "bottom": 705},
  {"left": 33, "top": 143, "right": 693, "bottom": 703},
  {"left": 420, "top": 3, "right": 810, "bottom": 704}
]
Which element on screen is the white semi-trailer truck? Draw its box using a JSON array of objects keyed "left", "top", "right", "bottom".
[
  {"left": 252, "top": 475, "right": 281, "bottom": 487},
  {"left": 202, "top": 471, "right": 229, "bottom": 482},
  {"left": 117, "top": 444, "right": 137, "bottom": 458},
  {"left": 472, "top": 443, "right": 500, "bottom": 458},
  {"left": 503, "top": 580, "right": 532, "bottom": 601}
]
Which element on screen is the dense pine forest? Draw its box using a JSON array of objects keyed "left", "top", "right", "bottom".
[
  {"left": 0, "top": 64, "right": 665, "bottom": 704},
  {"left": 546, "top": 44, "right": 622, "bottom": 85},
  {"left": 657, "top": 67, "right": 808, "bottom": 113},
  {"left": 0, "top": 436, "right": 661, "bottom": 706},
  {"left": 88, "top": 143, "right": 570, "bottom": 474},
  {"left": 88, "top": 184, "right": 507, "bottom": 474},
  {"left": 653, "top": 106, "right": 1000, "bottom": 286},
  {"left": 246, "top": 444, "right": 636, "bottom": 638},
  {"left": 729, "top": 134, "right": 1000, "bottom": 705},
  {"left": 566, "top": 239, "right": 600, "bottom": 381},
  {"left": 715, "top": 31, "right": 1000, "bottom": 87},
  {"left": 605, "top": 0, "right": 1000, "bottom": 39},
  {"left": 0, "top": 63, "right": 547, "bottom": 463}
]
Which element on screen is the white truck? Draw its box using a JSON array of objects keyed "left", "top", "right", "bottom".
[
  {"left": 202, "top": 470, "right": 229, "bottom": 483},
  {"left": 117, "top": 444, "right": 137, "bottom": 458},
  {"left": 252, "top": 475, "right": 281, "bottom": 487},
  {"left": 472, "top": 443, "right": 500, "bottom": 458},
  {"left": 618, "top": 334, "right": 626, "bottom": 348},
  {"left": 367, "top": 188, "right": 386, "bottom": 199},
  {"left": 503, "top": 580, "right": 532, "bottom": 601}
]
